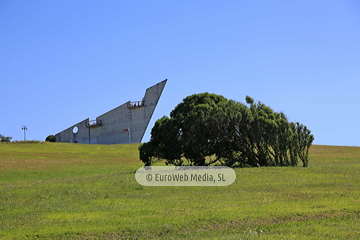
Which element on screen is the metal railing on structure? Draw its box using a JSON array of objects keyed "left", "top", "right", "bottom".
[
  {"left": 87, "top": 120, "right": 102, "bottom": 128},
  {"left": 128, "top": 101, "right": 144, "bottom": 108}
]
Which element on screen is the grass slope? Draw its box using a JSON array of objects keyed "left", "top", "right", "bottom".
[{"left": 0, "top": 142, "right": 359, "bottom": 239}]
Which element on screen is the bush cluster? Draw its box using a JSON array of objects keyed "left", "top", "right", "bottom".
[
  {"left": 139, "top": 93, "right": 314, "bottom": 167},
  {"left": 45, "top": 135, "right": 56, "bottom": 142},
  {"left": 0, "top": 134, "right": 12, "bottom": 142}
]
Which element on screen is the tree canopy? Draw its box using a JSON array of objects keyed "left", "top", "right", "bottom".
[
  {"left": 45, "top": 135, "right": 56, "bottom": 142},
  {"left": 0, "top": 134, "right": 12, "bottom": 142},
  {"left": 139, "top": 93, "right": 314, "bottom": 167}
]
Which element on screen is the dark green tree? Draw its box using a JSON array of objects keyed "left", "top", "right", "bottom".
[
  {"left": 140, "top": 93, "right": 228, "bottom": 166},
  {"left": 0, "top": 134, "right": 12, "bottom": 142},
  {"left": 45, "top": 135, "right": 56, "bottom": 142},
  {"left": 139, "top": 93, "right": 314, "bottom": 167}
]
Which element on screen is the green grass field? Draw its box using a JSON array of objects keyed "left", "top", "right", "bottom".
[{"left": 0, "top": 142, "right": 359, "bottom": 239}]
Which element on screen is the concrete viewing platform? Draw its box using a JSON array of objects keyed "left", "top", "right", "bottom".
[{"left": 55, "top": 79, "right": 167, "bottom": 144}]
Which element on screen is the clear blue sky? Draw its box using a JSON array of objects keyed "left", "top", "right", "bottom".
[{"left": 1, "top": 0, "right": 359, "bottom": 146}]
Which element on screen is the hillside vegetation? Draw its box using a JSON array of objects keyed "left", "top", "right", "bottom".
[{"left": 0, "top": 142, "right": 359, "bottom": 239}]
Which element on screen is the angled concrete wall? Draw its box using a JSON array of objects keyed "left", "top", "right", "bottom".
[{"left": 55, "top": 79, "right": 167, "bottom": 144}]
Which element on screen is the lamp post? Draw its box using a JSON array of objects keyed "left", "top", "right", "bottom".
[{"left": 22, "top": 126, "right": 28, "bottom": 141}]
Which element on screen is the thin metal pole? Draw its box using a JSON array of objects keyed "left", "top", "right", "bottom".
[{"left": 128, "top": 128, "right": 131, "bottom": 144}]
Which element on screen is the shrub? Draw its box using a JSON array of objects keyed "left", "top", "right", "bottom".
[
  {"left": 0, "top": 134, "right": 12, "bottom": 142},
  {"left": 45, "top": 135, "right": 56, "bottom": 142}
]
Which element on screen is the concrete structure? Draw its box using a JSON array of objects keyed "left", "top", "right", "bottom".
[{"left": 55, "top": 79, "right": 167, "bottom": 144}]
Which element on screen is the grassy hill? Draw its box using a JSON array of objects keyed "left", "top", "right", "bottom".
[{"left": 0, "top": 142, "right": 359, "bottom": 239}]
